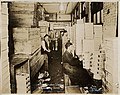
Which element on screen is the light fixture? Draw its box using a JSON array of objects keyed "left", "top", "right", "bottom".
[{"left": 60, "top": 2, "right": 64, "bottom": 11}]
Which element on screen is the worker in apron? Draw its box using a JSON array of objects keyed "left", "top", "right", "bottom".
[{"left": 41, "top": 34, "right": 51, "bottom": 73}]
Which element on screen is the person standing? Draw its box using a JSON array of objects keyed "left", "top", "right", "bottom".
[
  {"left": 41, "top": 34, "right": 51, "bottom": 72},
  {"left": 41, "top": 34, "right": 51, "bottom": 54}
]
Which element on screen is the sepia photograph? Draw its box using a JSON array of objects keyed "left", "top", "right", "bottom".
[{"left": 0, "top": 0, "right": 119, "bottom": 94}]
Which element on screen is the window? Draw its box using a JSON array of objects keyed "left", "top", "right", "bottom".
[{"left": 91, "top": 2, "right": 103, "bottom": 24}]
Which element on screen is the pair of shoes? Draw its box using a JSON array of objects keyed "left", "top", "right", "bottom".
[
  {"left": 44, "top": 71, "right": 49, "bottom": 78},
  {"left": 38, "top": 73, "right": 44, "bottom": 79},
  {"left": 44, "top": 78, "right": 51, "bottom": 82},
  {"left": 88, "top": 86, "right": 102, "bottom": 94}
]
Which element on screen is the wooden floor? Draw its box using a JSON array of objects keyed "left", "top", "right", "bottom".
[
  {"left": 65, "top": 86, "right": 82, "bottom": 93},
  {"left": 33, "top": 86, "right": 82, "bottom": 94},
  {"left": 32, "top": 48, "right": 84, "bottom": 94},
  {"left": 48, "top": 50, "right": 63, "bottom": 84}
]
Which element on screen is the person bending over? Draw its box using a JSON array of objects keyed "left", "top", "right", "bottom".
[{"left": 62, "top": 41, "right": 95, "bottom": 87}]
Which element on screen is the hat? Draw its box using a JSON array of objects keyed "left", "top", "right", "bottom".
[
  {"left": 44, "top": 34, "right": 51, "bottom": 38},
  {"left": 65, "top": 41, "right": 72, "bottom": 49}
]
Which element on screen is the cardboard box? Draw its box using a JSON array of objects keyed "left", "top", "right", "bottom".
[
  {"left": 83, "top": 39, "right": 94, "bottom": 52},
  {"left": 84, "top": 23, "right": 93, "bottom": 39}
]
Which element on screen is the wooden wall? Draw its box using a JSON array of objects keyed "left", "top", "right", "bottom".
[
  {"left": 1, "top": 2, "right": 11, "bottom": 93},
  {"left": 0, "top": 2, "right": 2, "bottom": 93},
  {"left": 103, "top": 2, "right": 117, "bottom": 38},
  {"left": 8, "top": 2, "right": 35, "bottom": 28}
]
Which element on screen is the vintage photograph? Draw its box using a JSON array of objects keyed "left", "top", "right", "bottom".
[{"left": 0, "top": 1, "right": 119, "bottom": 94}]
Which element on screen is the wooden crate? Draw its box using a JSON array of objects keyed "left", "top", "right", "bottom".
[
  {"left": 70, "top": 25, "right": 76, "bottom": 45},
  {"left": 10, "top": 13, "right": 34, "bottom": 19},
  {"left": 1, "top": 14, "right": 8, "bottom": 26},
  {"left": 2, "top": 27, "right": 8, "bottom": 38},
  {"left": 10, "top": 2, "right": 34, "bottom": 10},
  {"left": 9, "top": 2, "right": 34, "bottom": 27},
  {"left": 83, "top": 39, "right": 94, "bottom": 52},
  {"left": 75, "top": 22, "right": 84, "bottom": 55},
  {"left": 9, "top": 2, "right": 34, "bottom": 16},
  {"left": 14, "top": 38, "right": 41, "bottom": 54},
  {"left": 83, "top": 52, "right": 90, "bottom": 69},
  {"left": 1, "top": 3, "right": 8, "bottom": 15},
  {"left": 76, "top": 21, "right": 84, "bottom": 39},
  {"left": 93, "top": 50, "right": 104, "bottom": 80},
  {"left": 9, "top": 6, "right": 34, "bottom": 13},
  {"left": 1, "top": 37, "right": 8, "bottom": 51},
  {"left": 77, "top": 19, "right": 84, "bottom": 24},
  {"left": 94, "top": 37, "right": 102, "bottom": 51},
  {"left": 84, "top": 23, "right": 93, "bottom": 39},
  {"left": 13, "top": 28, "right": 41, "bottom": 54},
  {"left": 89, "top": 52, "right": 95, "bottom": 73},
  {"left": 83, "top": 52, "right": 94, "bottom": 72},
  {"left": 40, "top": 26, "right": 48, "bottom": 33},
  {"left": 2, "top": 77, "right": 10, "bottom": 93},
  {"left": 67, "top": 26, "right": 71, "bottom": 39},
  {"left": 2, "top": 64, "right": 10, "bottom": 80},
  {"left": 93, "top": 25, "right": 102, "bottom": 38},
  {"left": 76, "top": 39, "right": 83, "bottom": 55},
  {"left": 10, "top": 14, "right": 34, "bottom": 27},
  {"left": 2, "top": 64, "right": 10, "bottom": 93},
  {"left": 16, "top": 73, "right": 31, "bottom": 93},
  {"left": 38, "top": 21, "right": 49, "bottom": 27},
  {"left": 13, "top": 28, "right": 40, "bottom": 40},
  {"left": 1, "top": 49, "right": 8, "bottom": 63},
  {"left": 104, "top": 38, "right": 118, "bottom": 93},
  {"left": 2, "top": 59, "right": 9, "bottom": 69}
]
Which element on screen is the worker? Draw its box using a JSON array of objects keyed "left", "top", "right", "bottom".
[
  {"left": 41, "top": 34, "right": 51, "bottom": 54},
  {"left": 41, "top": 34, "right": 51, "bottom": 72},
  {"left": 62, "top": 41, "right": 95, "bottom": 87}
]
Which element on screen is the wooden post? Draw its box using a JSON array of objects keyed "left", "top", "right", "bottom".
[{"left": 89, "top": 2, "right": 91, "bottom": 23}]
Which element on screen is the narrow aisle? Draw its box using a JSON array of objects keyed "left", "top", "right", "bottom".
[
  {"left": 48, "top": 51, "right": 63, "bottom": 84},
  {"left": 42, "top": 37, "right": 64, "bottom": 93}
]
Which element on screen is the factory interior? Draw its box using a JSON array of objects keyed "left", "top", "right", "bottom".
[{"left": 0, "top": 1, "right": 120, "bottom": 94}]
